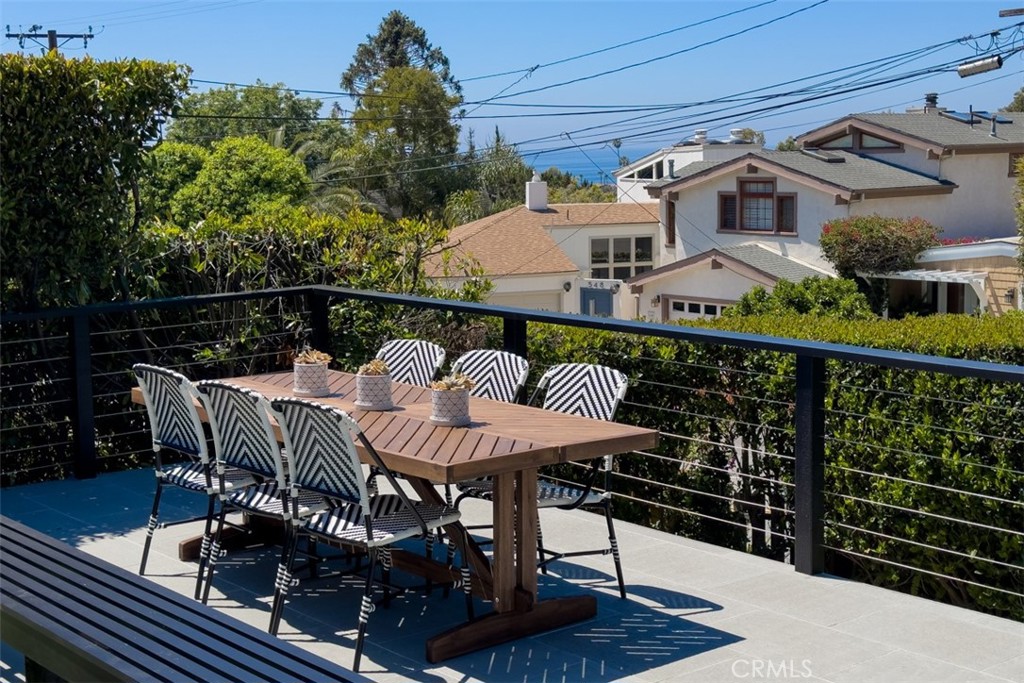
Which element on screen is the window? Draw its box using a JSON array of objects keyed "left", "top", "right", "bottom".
[
  {"left": 590, "top": 236, "right": 653, "bottom": 279},
  {"left": 819, "top": 131, "right": 900, "bottom": 151},
  {"left": 671, "top": 299, "right": 727, "bottom": 319},
  {"left": 719, "top": 180, "right": 796, "bottom": 234},
  {"left": 664, "top": 199, "right": 676, "bottom": 247},
  {"left": 1011, "top": 152, "right": 1023, "bottom": 177}
]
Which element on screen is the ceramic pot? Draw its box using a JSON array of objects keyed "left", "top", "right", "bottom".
[
  {"left": 430, "top": 388, "right": 470, "bottom": 427},
  {"left": 354, "top": 373, "right": 393, "bottom": 410},
  {"left": 293, "top": 362, "right": 329, "bottom": 398}
]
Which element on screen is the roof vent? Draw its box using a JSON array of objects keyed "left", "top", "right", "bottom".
[
  {"left": 727, "top": 128, "right": 747, "bottom": 143},
  {"left": 924, "top": 92, "right": 939, "bottom": 112},
  {"left": 800, "top": 148, "right": 845, "bottom": 163},
  {"left": 693, "top": 129, "right": 708, "bottom": 143}
]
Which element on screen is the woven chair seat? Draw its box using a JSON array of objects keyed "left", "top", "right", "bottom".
[
  {"left": 225, "top": 482, "right": 327, "bottom": 518},
  {"left": 160, "top": 462, "right": 256, "bottom": 493},
  {"left": 305, "top": 495, "right": 460, "bottom": 548},
  {"left": 457, "top": 478, "right": 606, "bottom": 508}
]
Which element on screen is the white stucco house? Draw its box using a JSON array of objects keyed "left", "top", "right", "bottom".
[
  {"left": 632, "top": 98, "right": 1022, "bottom": 320},
  {"left": 431, "top": 176, "right": 658, "bottom": 317}
]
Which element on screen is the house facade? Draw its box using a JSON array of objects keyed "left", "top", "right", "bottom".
[
  {"left": 635, "top": 99, "right": 1022, "bottom": 320},
  {"left": 431, "top": 176, "right": 658, "bottom": 317}
]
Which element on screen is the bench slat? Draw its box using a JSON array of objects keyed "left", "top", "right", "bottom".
[{"left": 0, "top": 516, "right": 366, "bottom": 683}]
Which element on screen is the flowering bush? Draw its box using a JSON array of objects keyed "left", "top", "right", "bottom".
[{"left": 819, "top": 215, "right": 940, "bottom": 278}]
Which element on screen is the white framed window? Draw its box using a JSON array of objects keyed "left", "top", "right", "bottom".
[
  {"left": 590, "top": 236, "right": 653, "bottom": 279},
  {"left": 670, "top": 298, "right": 728, "bottom": 320}
]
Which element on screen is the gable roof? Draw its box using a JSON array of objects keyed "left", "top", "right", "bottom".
[
  {"left": 796, "top": 111, "right": 1024, "bottom": 152},
  {"left": 626, "top": 243, "right": 830, "bottom": 289},
  {"left": 431, "top": 202, "right": 658, "bottom": 278},
  {"left": 645, "top": 150, "right": 955, "bottom": 200}
]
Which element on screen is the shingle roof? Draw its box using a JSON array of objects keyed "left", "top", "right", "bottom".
[
  {"left": 826, "top": 111, "right": 1023, "bottom": 148},
  {"left": 431, "top": 203, "right": 658, "bottom": 277},
  {"left": 626, "top": 243, "right": 830, "bottom": 287},
  {"left": 646, "top": 150, "right": 953, "bottom": 194},
  {"left": 718, "top": 244, "right": 829, "bottom": 282}
]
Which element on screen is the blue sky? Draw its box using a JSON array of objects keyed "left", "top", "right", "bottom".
[{"left": 3, "top": 0, "right": 1022, "bottom": 173}]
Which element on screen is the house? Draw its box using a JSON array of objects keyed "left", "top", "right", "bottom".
[
  {"left": 614, "top": 128, "right": 759, "bottom": 204},
  {"left": 634, "top": 96, "right": 1022, "bottom": 320},
  {"left": 432, "top": 176, "right": 658, "bottom": 317},
  {"left": 865, "top": 236, "right": 1023, "bottom": 316}
]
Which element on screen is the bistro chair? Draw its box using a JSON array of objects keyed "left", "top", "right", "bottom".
[
  {"left": 132, "top": 364, "right": 256, "bottom": 600},
  {"left": 267, "top": 397, "right": 472, "bottom": 672},
  {"left": 193, "top": 381, "right": 328, "bottom": 606},
  {"left": 374, "top": 338, "right": 445, "bottom": 387},
  {"left": 456, "top": 362, "right": 631, "bottom": 598}
]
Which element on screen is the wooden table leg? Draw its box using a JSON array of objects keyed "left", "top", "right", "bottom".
[
  {"left": 491, "top": 472, "right": 516, "bottom": 613},
  {"left": 515, "top": 468, "right": 537, "bottom": 604}
]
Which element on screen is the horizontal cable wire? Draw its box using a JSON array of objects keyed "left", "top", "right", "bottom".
[
  {"left": 0, "top": 356, "right": 72, "bottom": 368},
  {"left": 615, "top": 470, "right": 795, "bottom": 516},
  {"left": 614, "top": 489, "right": 795, "bottom": 541},
  {"left": 825, "top": 464, "right": 1024, "bottom": 507},
  {"left": 634, "top": 449, "right": 796, "bottom": 487},
  {"left": 825, "top": 492, "right": 1024, "bottom": 536},
  {"left": 0, "top": 398, "right": 72, "bottom": 412},
  {"left": 1, "top": 441, "right": 74, "bottom": 456},
  {"left": 828, "top": 379, "right": 1024, "bottom": 416},
  {"left": 824, "top": 545, "right": 1024, "bottom": 599},
  {"left": 827, "top": 521, "right": 1024, "bottom": 571},
  {"left": 825, "top": 435, "right": 1024, "bottom": 476},
  {"left": 827, "top": 406, "right": 1024, "bottom": 446},
  {"left": 660, "top": 431, "right": 796, "bottom": 461},
  {"left": 628, "top": 400, "right": 798, "bottom": 438}
]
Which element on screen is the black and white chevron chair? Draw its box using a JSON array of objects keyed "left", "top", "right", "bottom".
[
  {"left": 451, "top": 349, "right": 530, "bottom": 403},
  {"left": 193, "top": 381, "right": 327, "bottom": 606},
  {"left": 266, "top": 397, "right": 472, "bottom": 672},
  {"left": 456, "top": 362, "right": 631, "bottom": 598},
  {"left": 133, "top": 364, "right": 256, "bottom": 600},
  {"left": 374, "top": 339, "right": 445, "bottom": 387}
]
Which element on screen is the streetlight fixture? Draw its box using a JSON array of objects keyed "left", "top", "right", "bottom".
[{"left": 957, "top": 55, "right": 1003, "bottom": 78}]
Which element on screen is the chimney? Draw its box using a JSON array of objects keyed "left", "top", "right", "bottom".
[
  {"left": 924, "top": 92, "right": 938, "bottom": 112},
  {"left": 525, "top": 172, "right": 548, "bottom": 211},
  {"left": 693, "top": 129, "right": 707, "bottom": 143},
  {"left": 667, "top": 160, "right": 675, "bottom": 178}
]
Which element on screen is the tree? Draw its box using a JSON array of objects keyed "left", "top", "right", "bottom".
[
  {"left": 0, "top": 52, "right": 189, "bottom": 310},
  {"left": 775, "top": 136, "right": 800, "bottom": 151},
  {"left": 167, "top": 80, "right": 322, "bottom": 150},
  {"left": 476, "top": 128, "right": 533, "bottom": 209},
  {"left": 723, "top": 277, "right": 874, "bottom": 319},
  {"left": 341, "top": 10, "right": 461, "bottom": 104},
  {"left": 736, "top": 128, "right": 766, "bottom": 146},
  {"left": 348, "top": 67, "right": 463, "bottom": 218},
  {"left": 819, "top": 215, "right": 940, "bottom": 278},
  {"left": 1005, "top": 87, "right": 1024, "bottom": 112},
  {"left": 138, "top": 142, "right": 209, "bottom": 221},
  {"left": 169, "top": 136, "right": 309, "bottom": 224}
]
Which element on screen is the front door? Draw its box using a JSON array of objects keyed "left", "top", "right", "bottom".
[{"left": 580, "top": 288, "right": 613, "bottom": 316}]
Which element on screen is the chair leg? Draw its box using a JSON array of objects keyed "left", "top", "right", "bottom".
[
  {"left": 603, "top": 502, "right": 626, "bottom": 599},
  {"left": 200, "top": 502, "right": 229, "bottom": 604},
  {"left": 139, "top": 479, "right": 163, "bottom": 575},
  {"left": 193, "top": 495, "right": 217, "bottom": 600},
  {"left": 353, "top": 549, "right": 379, "bottom": 673},
  {"left": 269, "top": 525, "right": 301, "bottom": 636},
  {"left": 536, "top": 516, "right": 547, "bottom": 575},
  {"left": 459, "top": 528, "right": 474, "bottom": 621}
]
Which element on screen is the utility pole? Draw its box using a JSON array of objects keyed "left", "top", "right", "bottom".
[{"left": 4, "top": 24, "right": 94, "bottom": 52}]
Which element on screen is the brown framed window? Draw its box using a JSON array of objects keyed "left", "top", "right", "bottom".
[
  {"left": 590, "top": 236, "right": 653, "bottom": 278},
  {"left": 664, "top": 199, "right": 676, "bottom": 246},
  {"left": 719, "top": 181, "right": 797, "bottom": 234}
]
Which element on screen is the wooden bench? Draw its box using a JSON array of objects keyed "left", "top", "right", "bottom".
[{"left": 0, "top": 515, "right": 367, "bottom": 683}]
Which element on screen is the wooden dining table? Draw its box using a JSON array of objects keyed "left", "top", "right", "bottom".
[{"left": 132, "top": 368, "right": 658, "bottom": 662}]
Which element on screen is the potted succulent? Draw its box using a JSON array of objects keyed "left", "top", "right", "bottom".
[
  {"left": 292, "top": 347, "right": 332, "bottom": 398},
  {"left": 429, "top": 373, "right": 475, "bottom": 426},
  {"left": 354, "top": 358, "right": 393, "bottom": 410}
]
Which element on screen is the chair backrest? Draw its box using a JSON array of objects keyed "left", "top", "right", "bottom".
[
  {"left": 451, "top": 349, "right": 529, "bottom": 403},
  {"left": 531, "top": 363, "right": 628, "bottom": 422},
  {"left": 194, "top": 381, "right": 285, "bottom": 485},
  {"left": 375, "top": 339, "right": 445, "bottom": 387},
  {"left": 132, "top": 364, "right": 208, "bottom": 462},
  {"left": 269, "top": 398, "right": 371, "bottom": 514}
]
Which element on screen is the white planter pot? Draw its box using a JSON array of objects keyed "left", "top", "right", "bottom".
[
  {"left": 430, "top": 388, "right": 470, "bottom": 427},
  {"left": 354, "top": 373, "right": 393, "bottom": 411},
  {"left": 293, "top": 362, "right": 330, "bottom": 398}
]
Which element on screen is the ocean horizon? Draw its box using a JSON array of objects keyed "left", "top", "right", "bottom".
[{"left": 519, "top": 145, "right": 650, "bottom": 185}]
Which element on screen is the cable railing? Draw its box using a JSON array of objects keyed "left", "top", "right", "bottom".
[{"left": 1, "top": 285, "right": 1021, "bottom": 620}]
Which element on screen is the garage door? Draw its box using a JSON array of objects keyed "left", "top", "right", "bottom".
[{"left": 489, "top": 291, "right": 562, "bottom": 311}]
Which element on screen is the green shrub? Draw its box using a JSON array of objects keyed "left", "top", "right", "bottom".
[{"left": 820, "top": 214, "right": 940, "bottom": 278}]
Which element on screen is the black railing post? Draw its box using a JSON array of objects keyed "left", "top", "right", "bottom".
[
  {"left": 68, "top": 312, "right": 97, "bottom": 479},
  {"left": 308, "top": 288, "right": 330, "bottom": 353},
  {"left": 794, "top": 353, "right": 825, "bottom": 574},
  {"left": 502, "top": 317, "right": 528, "bottom": 360}
]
